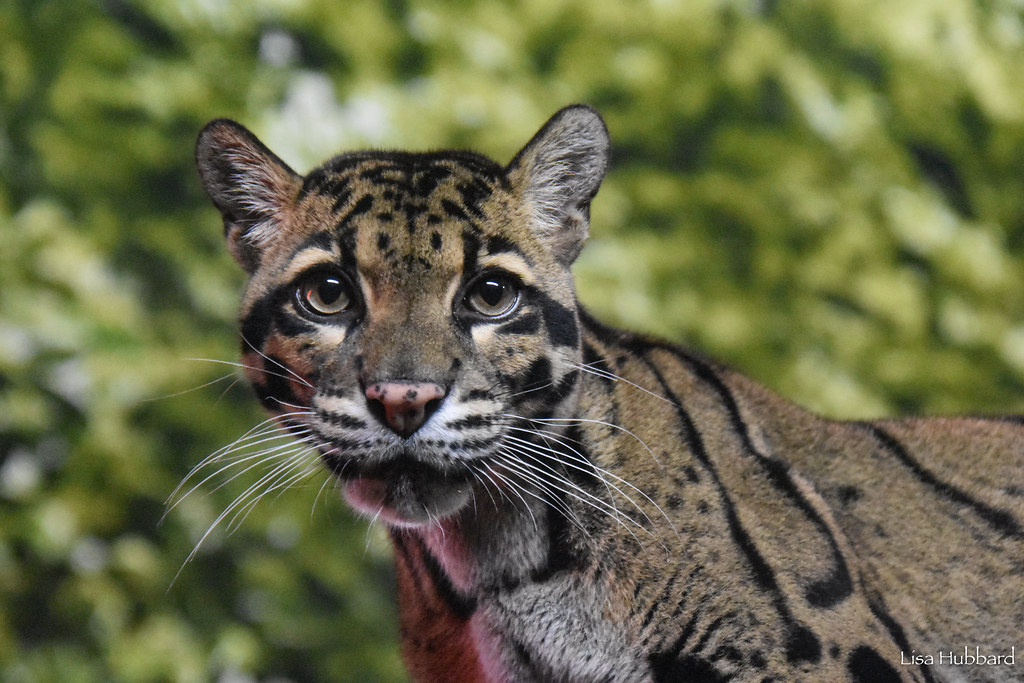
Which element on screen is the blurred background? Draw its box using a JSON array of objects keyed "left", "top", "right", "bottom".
[{"left": 2, "top": 0, "right": 1024, "bottom": 680}]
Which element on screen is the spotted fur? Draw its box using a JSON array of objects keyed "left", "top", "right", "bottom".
[{"left": 195, "top": 106, "right": 1024, "bottom": 682}]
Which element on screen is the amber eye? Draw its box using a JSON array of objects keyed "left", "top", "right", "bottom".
[
  {"left": 465, "top": 274, "right": 519, "bottom": 317},
  {"left": 297, "top": 271, "right": 352, "bottom": 316}
]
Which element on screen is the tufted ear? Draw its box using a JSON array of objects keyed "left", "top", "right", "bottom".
[
  {"left": 195, "top": 119, "right": 301, "bottom": 273},
  {"left": 507, "top": 105, "right": 610, "bottom": 265}
]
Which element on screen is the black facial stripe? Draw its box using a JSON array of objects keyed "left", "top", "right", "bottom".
[
  {"left": 456, "top": 178, "right": 491, "bottom": 219},
  {"left": 255, "top": 353, "right": 301, "bottom": 409},
  {"left": 274, "top": 307, "right": 316, "bottom": 338},
  {"left": 537, "top": 293, "right": 579, "bottom": 348},
  {"left": 512, "top": 357, "right": 553, "bottom": 401},
  {"left": 445, "top": 414, "right": 498, "bottom": 430},
  {"left": 461, "top": 230, "right": 480, "bottom": 277},
  {"left": 315, "top": 410, "right": 367, "bottom": 430},
  {"left": 338, "top": 194, "right": 374, "bottom": 228},
  {"left": 441, "top": 198, "right": 469, "bottom": 222},
  {"left": 495, "top": 311, "right": 541, "bottom": 336},
  {"left": 529, "top": 496, "right": 590, "bottom": 582},
  {"left": 484, "top": 235, "right": 527, "bottom": 259},
  {"left": 308, "top": 429, "right": 383, "bottom": 456},
  {"left": 582, "top": 342, "right": 616, "bottom": 387},
  {"left": 240, "top": 292, "right": 277, "bottom": 349},
  {"left": 292, "top": 230, "right": 336, "bottom": 257},
  {"left": 552, "top": 369, "right": 579, "bottom": 399},
  {"left": 330, "top": 188, "right": 354, "bottom": 214}
]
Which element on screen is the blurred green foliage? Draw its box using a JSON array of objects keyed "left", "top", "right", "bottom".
[{"left": 2, "top": 0, "right": 1023, "bottom": 680}]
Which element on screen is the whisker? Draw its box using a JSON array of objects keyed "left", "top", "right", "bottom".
[
  {"left": 493, "top": 449, "right": 599, "bottom": 541},
  {"left": 167, "top": 439, "right": 320, "bottom": 588},
  {"left": 514, "top": 415, "right": 663, "bottom": 467},
  {"left": 137, "top": 370, "right": 238, "bottom": 404},
  {"left": 166, "top": 416, "right": 304, "bottom": 509},
  {"left": 184, "top": 357, "right": 313, "bottom": 389},
  {"left": 480, "top": 459, "right": 540, "bottom": 532},
  {"left": 196, "top": 445, "right": 317, "bottom": 547},
  {"left": 238, "top": 332, "right": 315, "bottom": 388},
  {"left": 500, "top": 441, "right": 644, "bottom": 531},
  {"left": 503, "top": 429, "right": 676, "bottom": 539},
  {"left": 172, "top": 438, "right": 313, "bottom": 513},
  {"left": 226, "top": 448, "right": 323, "bottom": 532},
  {"left": 570, "top": 359, "right": 678, "bottom": 408}
]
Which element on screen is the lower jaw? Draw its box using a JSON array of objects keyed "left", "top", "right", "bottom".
[{"left": 343, "top": 472, "right": 473, "bottom": 527}]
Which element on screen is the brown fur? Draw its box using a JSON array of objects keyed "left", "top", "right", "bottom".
[{"left": 196, "top": 107, "right": 1023, "bottom": 682}]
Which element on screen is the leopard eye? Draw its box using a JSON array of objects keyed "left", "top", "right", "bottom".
[
  {"left": 297, "top": 271, "right": 352, "bottom": 316},
  {"left": 465, "top": 274, "right": 519, "bottom": 317}
]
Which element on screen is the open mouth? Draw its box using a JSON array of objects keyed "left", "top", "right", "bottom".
[{"left": 339, "top": 455, "right": 474, "bottom": 526}]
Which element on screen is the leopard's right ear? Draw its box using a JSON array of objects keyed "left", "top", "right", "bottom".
[{"left": 195, "top": 119, "right": 301, "bottom": 273}]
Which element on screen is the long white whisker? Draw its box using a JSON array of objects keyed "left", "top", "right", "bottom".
[
  {"left": 172, "top": 439, "right": 313, "bottom": 513},
  {"left": 166, "top": 416, "right": 305, "bottom": 508},
  {"left": 226, "top": 448, "right": 323, "bottom": 532},
  {"left": 502, "top": 432, "right": 667, "bottom": 533},
  {"left": 493, "top": 450, "right": 600, "bottom": 541},
  {"left": 480, "top": 460, "right": 540, "bottom": 532},
  {"left": 515, "top": 415, "right": 664, "bottom": 468},
  {"left": 168, "top": 441, "right": 315, "bottom": 588},
  {"left": 237, "top": 332, "right": 315, "bottom": 388},
  {"left": 491, "top": 453, "right": 585, "bottom": 535},
  {"left": 506, "top": 425, "right": 671, "bottom": 522},
  {"left": 185, "top": 357, "right": 314, "bottom": 389},
  {"left": 571, "top": 360, "right": 677, "bottom": 408},
  {"left": 138, "top": 370, "right": 238, "bottom": 404},
  {"left": 200, "top": 445, "right": 316, "bottom": 543},
  {"left": 499, "top": 444, "right": 643, "bottom": 532}
]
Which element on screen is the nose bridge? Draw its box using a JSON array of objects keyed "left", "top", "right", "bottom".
[{"left": 359, "top": 291, "right": 457, "bottom": 384}]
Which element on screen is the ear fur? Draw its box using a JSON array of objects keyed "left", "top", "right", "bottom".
[
  {"left": 507, "top": 105, "right": 610, "bottom": 265},
  {"left": 195, "top": 119, "right": 300, "bottom": 272}
]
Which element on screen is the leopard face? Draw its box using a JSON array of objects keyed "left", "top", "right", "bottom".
[{"left": 196, "top": 107, "right": 609, "bottom": 526}]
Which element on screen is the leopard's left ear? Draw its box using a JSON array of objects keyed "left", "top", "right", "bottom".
[
  {"left": 196, "top": 119, "right": 301, "bottom": 273},
  {"left": 507, "top": 105, "right": 610, "bottom": 265}
]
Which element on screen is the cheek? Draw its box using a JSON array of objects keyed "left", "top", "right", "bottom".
[
  {"left": 483, "top": 333, "right": 546, "bottom": 378},
  {"left": 243, "top": 337, "right": 317, "bottom": 408}
]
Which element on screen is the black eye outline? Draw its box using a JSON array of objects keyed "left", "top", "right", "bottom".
[
  {"left": 295, "top": 269, "right": 357, "bottom": 318},
  {"left": 462, "top": 271, "right": 521, "bottom": 318}
]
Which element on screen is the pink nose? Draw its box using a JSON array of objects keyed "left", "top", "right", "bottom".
[{"left": 365, "top": 381, "right": 446, "bottom": 437}]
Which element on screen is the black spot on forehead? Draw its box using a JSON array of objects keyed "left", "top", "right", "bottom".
[
  {"left": 315, "top": 150, "right": 504, "bottom": 192},
  {"left": 456, "top": 178, "right": 492, "bottom": 219},
  {"left": 297, "top": 173, "right": 351, "bottom": 203},
  {"left": 299, "top": 152, "right": 508, "bottom": 245}
]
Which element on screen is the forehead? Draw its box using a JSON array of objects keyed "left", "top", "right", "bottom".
[{"left": 287, "top": 151, "right": 531, "bottom": 283}]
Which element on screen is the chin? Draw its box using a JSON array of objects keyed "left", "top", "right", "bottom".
[{"left": 343, "top": 473, "right": 473, "bottom": 527}]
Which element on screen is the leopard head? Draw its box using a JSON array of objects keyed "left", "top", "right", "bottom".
[{"left": 196, "top": 106, "right": 609, "bottom": 526}]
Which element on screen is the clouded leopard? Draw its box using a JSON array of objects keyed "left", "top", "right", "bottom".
[{"left": 195, "top": 105, "right": 1023, "bottom": 682}]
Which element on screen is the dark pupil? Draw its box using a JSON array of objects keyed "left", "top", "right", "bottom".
[
  {"left": 478, "top": 280, "right": 506, "bottom": 307},
  {"left": 316, "top": 278, "right": 344, "bottom": 304}
]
